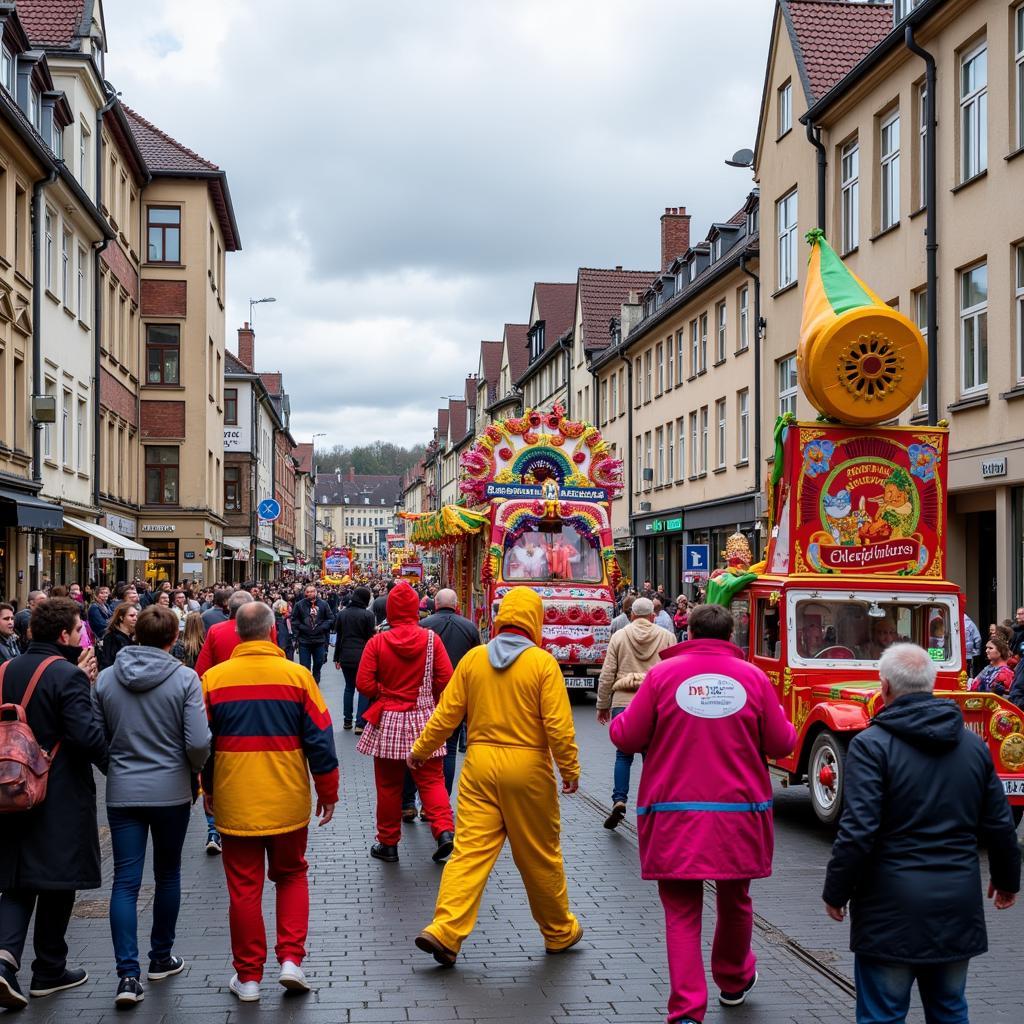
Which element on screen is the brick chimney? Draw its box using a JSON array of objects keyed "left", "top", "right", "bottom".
[
  {"left": 661, "top": 207, "right": 691, "bottom": 272},
  {"left": 348, "top": 466, "right": 356, "bottom": 483},
  {"left": 237, "top": 322, "right": 255, "bottom": 370}
]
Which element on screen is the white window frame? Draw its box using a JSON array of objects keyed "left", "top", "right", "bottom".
[
  {"left": 738, "top": 286, "right": 749, "bottom": 351},
  {"left": 715, "top": 301, "right": 727, "bottom": 363},
  {"left": 676, "top": 416, "right": 685, "bottom": 480},
  {"left": 914, "top": 287, "right": 929, "bottom": 408},
  {"left": 699, "top": 406, "right": 709, "bottom": 474},
  {"left": 666, "top": 338, "right": 674, "bottom": 389},
  {"left": 778, "top": 355, "right": 798, "bottom": 416},
  {"left": 840, "top": 140, "right": 859, "bottom": 253},
  {"left": 917, "top": 83, "right": 928, "bottom": 208},
  {"left": 61, "top": 229, "right": 71, "bottom": 304},
  {"left": 0, "top": 45, "right": 13, "bottom": 94},
  {"left": 44, "top": 210, "right": 53, "bottom": 290},
  {"left": 715, "top": 398, "right": 727, "bottom": 469},
  {"left": 777, "top": 190, "right": 798, "bottom": 288},
  {"left": 76, "top": 398, "right": 86, "bottom": 470},
  {"left": 635, "top": 358, "right": 642, "bottom": 406},
  {"left": 699, "top": 312, "right": 708, "bottom": 371},
  {"left": 880, "top": 112, "right": 900, "bottom": 230},
  {"left": 690, "top": 320, "right": 699, "bottom": 376},
  {"left": 61, "top": 390, "right": 71, "bottom": 466},
  {"left": 738, "top": 389, "right": 750, "bottom": 463},
  {"left": 667, "top": 422, "right": 674, "bottom": 481},
  {"left": 656, "top": 342, "right": 664, "bottom": 395},
  {"left": 778, "top": 80, "right": 792, "bottom": 137},
  {"left": 656, "top": 426, "right": 664, "bottom": 485},
  {"left": 635, "top": 436, "right": 642, "bottom": 492},
  {"left": 676, "top": 329, "right": 685, "bottom": 382},
  {"left": 689, "top": 412, "right": 698, "bottom": 476},
  {"left": 1016, "top": 245, "right": 1024, "bottom": 383},
  {"left": 959, "top": 42, "right": 988, "bottom": 182},
  {"left": 610, "top": 371, "right": 618, "bottom": 418},
  {"left": 959, "top": 261, "right": 988, "bottom": 395},
  {"left": 1016, "top": 5, "right": 1024, "bottom": 151},
  {"left": 644, "top": 349, "right": 652, "bottom": 402},
  {"left": 77, "top": 245, "right": 87, "bottom": 320}
]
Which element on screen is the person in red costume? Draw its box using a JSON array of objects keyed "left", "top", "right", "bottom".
[
  {"left": 356, "top": 582, "right": 456, "bottom": 864},
  {"left": 545, "top": 531, "right": 581, "bottom": 580}
]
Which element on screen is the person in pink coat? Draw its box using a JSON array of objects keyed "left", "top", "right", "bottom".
[{"left": 609, "top": 602, "right": 797, "bottom": 1024}]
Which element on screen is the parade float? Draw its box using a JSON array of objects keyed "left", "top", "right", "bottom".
[
  {"left": 715, "top": 231, "right": 1024, "bottom": 823},
  {"left": 400, "top": 405, "right": 623, "bottom": 693},
  {"left": 320, "top": 546, "right": 353, "bottom": 586}
]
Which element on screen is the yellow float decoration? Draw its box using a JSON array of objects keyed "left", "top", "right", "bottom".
[{"left": 798, "top": 230, "right": 927, "bottom": 425}]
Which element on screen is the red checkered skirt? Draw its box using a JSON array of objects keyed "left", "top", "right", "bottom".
[{"left": 356, "top": 630, "right": 447, "bottom": 761}]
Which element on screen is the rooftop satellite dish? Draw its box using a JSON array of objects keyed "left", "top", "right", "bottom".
[{"left": 725, "top": 148, "right": 755, "bottom": 168}]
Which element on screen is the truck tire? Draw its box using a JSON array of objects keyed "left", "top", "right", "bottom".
[{"left": 808, "top": 730, "right": 850, "bottom": 826}]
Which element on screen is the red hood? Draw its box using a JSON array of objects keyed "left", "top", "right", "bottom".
[{"left": 386, "top": 582, "right": 422, "bottom": 626}]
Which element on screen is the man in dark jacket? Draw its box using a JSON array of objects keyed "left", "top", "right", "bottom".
[
  {"left": 372, "top": 579, "right": 396, "bottom": 626},
  {"left": 0, "top": 604, "right": 21, "bottom": 663},
  {"left": 420, "top": 589, "right": 480, "bottom": 793},
  {"left": 12, "top": 591, "right": 46, "bottom": 648},
  {"left": 823, "top": 643, "right": 1020, "bottom": 1023},
  {"left": 291, "top": 584, "right": 333, "bottom": 684},
  {"left": 0, "top": 599, "right": 109, "bottom": 1010},
  {"left": 201, "top": 588, "right": 230, "bottom": 631}
]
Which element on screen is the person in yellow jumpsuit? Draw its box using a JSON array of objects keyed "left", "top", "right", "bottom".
[{"left": 407, "top": 587, "right": 583, "bottom": 966}]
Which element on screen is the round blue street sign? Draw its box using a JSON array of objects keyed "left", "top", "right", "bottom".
[{"left": 257, "top": 498, "right": 282, "bottom": 522}]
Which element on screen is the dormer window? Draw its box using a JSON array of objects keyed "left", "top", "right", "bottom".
[
  {"left": 688, "top": 260, "right": 697, "bottom": 283},
  {"left": 747, "top": 205, "right": 759, "bottom": 236},
  {"left": 29, "top": 86, "right": 40, "bottom": 131},
  {"left": 675, "top": 270, "right": 684, "bottom": 292},
  {"left": 51, "top": 121, "right": 63, "bottom": 159},
  {"left": 528, "top": 322, "right": 546, "bottom": 361},
  {"left": 1, "top": 46, "right": 13, "bottom": 95},
  {"left": 711, "top": 236, "right": 722, "bottom": 262},
  {"left": 894, "top": 0, "right": 923, "bottom": 23}
]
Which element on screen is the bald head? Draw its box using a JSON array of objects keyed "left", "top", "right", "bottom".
[
  {"left": 235, "top": 601, "right": 276, "bottom": 642},
  {"left": 434, "top": 589, "right": 458, "bottom": 611}
]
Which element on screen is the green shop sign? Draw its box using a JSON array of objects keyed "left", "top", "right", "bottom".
[{"left": 644, "top": 516, "right": 683, "bottom": 534}]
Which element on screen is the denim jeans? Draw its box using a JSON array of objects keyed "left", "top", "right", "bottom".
[
  {"left": 107, "top": 804, "right": 191, "bottom": 978},
  {"left": 297, "top": 642, "right": 327, "bottom": 684},
  {"left": 340, "top": 664, "right": 369, "bottom": 727},
  {"left": 611, "top": 707, "right": 638, "bottom": 804},
  {"left": 854, "top": 955, "right": 970, "bottom": 1024}
]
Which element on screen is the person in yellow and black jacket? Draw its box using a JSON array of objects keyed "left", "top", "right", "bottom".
[
  {"left": 201, "top": 602, "right": 338, "bottom": 1003},
  {"left": 408, "top": 586, "right": 582, "bottom": 967}
]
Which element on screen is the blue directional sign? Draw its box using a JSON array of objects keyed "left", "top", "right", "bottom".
[
  {"left": 683, "top": 544, "right": 709, "bottom": 573},
  {"left": 257, "top": 498, "right": 282, "bottom": 522}
]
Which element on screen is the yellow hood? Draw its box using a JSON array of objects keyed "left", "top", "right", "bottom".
[{"left": 494, "top": 587, "right": 543, "bottom": 645}]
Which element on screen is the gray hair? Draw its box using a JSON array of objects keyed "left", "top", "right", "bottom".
[
  {"left": 227, "top": 590, "right": 255, "bottom": 617},
  {"left": 631, "top": 597, "right": 655, "bottom": 618},
  {"left": 235, "top": 601, "right": 276, "bottom": 641},
  {"left": 272, "top": 599, "right": 289, "bottom": 616},
  {"left": 878, "top": 643, "right": 937, "bottom": 697},
  {"left": 434, "top": 588, "right": 458, "bottom": 610}
]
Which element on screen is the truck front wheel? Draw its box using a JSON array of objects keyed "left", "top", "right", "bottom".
[{"left": 808, "top": 731, "right": 850, "bottom": 826}]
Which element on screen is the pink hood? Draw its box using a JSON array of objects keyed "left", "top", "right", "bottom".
[{"left": 609, "top": 638, "right": 796, "bottom": 880}]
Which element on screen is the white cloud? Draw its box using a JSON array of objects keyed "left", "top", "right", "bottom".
[{"left": 103, "top": 0, "right": 773, "bottom": 448}]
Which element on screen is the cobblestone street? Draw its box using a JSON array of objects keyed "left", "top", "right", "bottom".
[{"left": 11, "top": 664, "right": 1021, "bottom": 1023}]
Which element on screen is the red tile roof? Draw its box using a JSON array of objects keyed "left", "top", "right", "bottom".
[
  {"left": 448, "top": 400, "right": 467, "bottom": 442},
  {"left": 503, "top": 323, "right": 529, "bottom": 384},
  {"left": 465, "top": 376, "right": 477, "bottom": 409},
  {"left": 14, "top": 0, "right": 86, "bottom": 48},
  {"left": 782, "top": 0, "right": 893, "bottom": 103},
  {"left": 578, "top": 268, "right": 657, "bottom": 353},
  {"left": 479, "top": 340, "right": 503, "bottom": 389},
  {"left": 123, "top": 105, "right": 219, "bottom": 173},
  {"left": 437, "top": 408, "right": 449, "bottom": 438},
  {"left": 293, "top": 443, "right": 314, "bottom": 474},
  {"left": 534, "top": 282, "right": 577, "bottom": 343},
  {"left": 259, "top": 372, "right": 283, "bottom": 395}
]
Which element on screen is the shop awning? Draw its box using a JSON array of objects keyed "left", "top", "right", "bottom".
[
  {"left": 398, "top": 505, "right": 488, "bottom": 547},
  {"left": 256, "top": 544, "right": 280, "bottom": 563},
  {"left": 222, "top": 536, "right": 250, "bottom": 552},
  {"left": 0, "top": 486, "right": 63, "bottom": 530},
  {"left": 63, "top": 515, "right": 150, "bottom": 560}
]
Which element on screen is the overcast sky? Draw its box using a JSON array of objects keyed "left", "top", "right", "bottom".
[{"left": 104, "top": 0, "right": 774, "bottom": 449}]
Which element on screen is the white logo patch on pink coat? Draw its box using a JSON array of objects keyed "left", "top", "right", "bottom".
[{"left": 675, "top": 674, "right": 748, "bottom": 719}]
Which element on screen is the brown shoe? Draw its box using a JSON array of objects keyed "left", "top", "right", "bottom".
[
  {"left": 402, "top": 807, "right": 417, "bottom": 823},
  {"left": 545, "top": 923, "right": 584, "bottom": 955},
  {"left": 414, "top": 931, "right": 457, "bottom": 967}
]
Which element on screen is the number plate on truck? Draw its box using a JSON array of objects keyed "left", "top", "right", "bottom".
[
  {"left": 1002, "top": 779, "right": 1024, "bottom": 796},
  {"left": 564, "top": 677, "right": 594, "bottom": 689}
]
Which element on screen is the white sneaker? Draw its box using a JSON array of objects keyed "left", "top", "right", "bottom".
[
  {"left": 228, "top": 974, "right": 260, "bottom": 1002},
  {"left": 278, "top": 960, "right": 310, "bottom": 993}
]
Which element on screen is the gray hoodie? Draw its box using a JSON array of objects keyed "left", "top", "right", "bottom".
[
  {"left": 487, "top": 633, "right": 534, "bottom": 669},
  {"left": 93, "top": 646, "right": 211, "bottom": 807}
]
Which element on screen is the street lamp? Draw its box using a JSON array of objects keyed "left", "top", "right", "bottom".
[
  {"left": 248, "top": 296, "right": 277, "bottom": 325},
  {"left": 311, "top": 432, "right": 327, "bottom": 571}
]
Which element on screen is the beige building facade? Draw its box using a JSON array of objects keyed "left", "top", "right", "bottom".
[
  {"left": 756, "top": 0, "right": 1024, "bottom": 624},
  {"left": 591, "top": 196, "right": 761, "bottom": 591}
]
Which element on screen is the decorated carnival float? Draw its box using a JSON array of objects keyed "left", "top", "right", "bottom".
[
  {"left": 709, "top": 230, "right": 1024, "bottom": 823},
  {"left": 400, "top": 406, "right": 623, "bottom": 694}
]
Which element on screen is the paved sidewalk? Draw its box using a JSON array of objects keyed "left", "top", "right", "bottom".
[{"left": 14, "top": 664, "right": 860, "bottom": 1022}]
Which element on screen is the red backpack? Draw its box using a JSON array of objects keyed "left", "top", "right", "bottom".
[{"left": 0, "top": 656, "right": 61, "bottom": 813}]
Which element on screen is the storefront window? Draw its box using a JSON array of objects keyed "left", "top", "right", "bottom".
[
  {"left": 43, "top": 536, "right": 85, "bottom": 588},
  {"left": 145, "top": 540, "right": 178, "bottom": 586}
]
